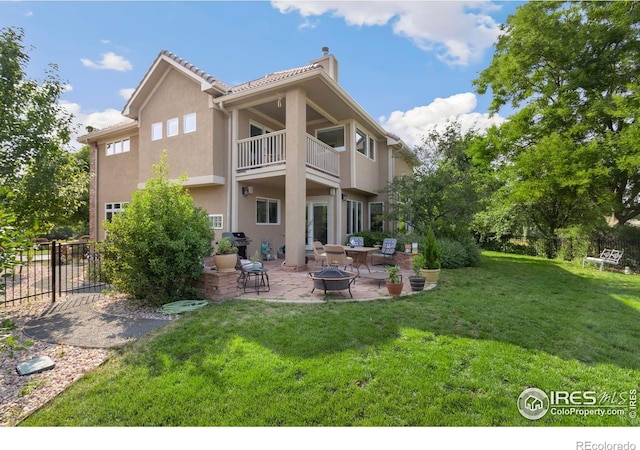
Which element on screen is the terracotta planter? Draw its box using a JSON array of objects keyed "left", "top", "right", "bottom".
[
  {"left": 386, "top": 281, "right": 404, "bottom": 296},
  {"left": 408, "top": 275, "right": 426, "bottom": 291},
  {"left": 214, "top": 253, "right": 237, "bottom": 272},
  {"left": 420, "top": 268, "right": 441, "bottom": 284}
]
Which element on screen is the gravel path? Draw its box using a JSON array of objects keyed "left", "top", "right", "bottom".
[{"left": 1, "top": 294, "right": 176, "bottom": 426}]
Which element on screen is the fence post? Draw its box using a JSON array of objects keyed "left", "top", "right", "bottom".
[{"left": 51, "top": 240, "right": 56, "bottom": 303}]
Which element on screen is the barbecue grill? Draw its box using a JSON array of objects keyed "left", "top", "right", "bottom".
[{"left": 221, "top": 232, "right": 251, "bottom": 259}]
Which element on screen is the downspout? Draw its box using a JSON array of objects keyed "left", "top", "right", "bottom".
[{"left": 212, "top": 99, "right": 233, "bottom": 232}]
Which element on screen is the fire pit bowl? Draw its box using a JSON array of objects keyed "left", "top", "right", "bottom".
[{"left": 308, "top": 268, "right": 357, "bottom": 299}]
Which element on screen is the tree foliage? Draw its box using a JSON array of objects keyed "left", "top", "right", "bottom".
[
  {"left": 383, "top": 121, "right": 497, "bottom": 239},
  {"left": 0, "top": 27, "right": 87, "bottom": 233},
  {"left": 101, "top": 152, "right": 214, "bottom": 306},
  {"left": 473, "top": 1, "right": 640, "bottom": 228}
]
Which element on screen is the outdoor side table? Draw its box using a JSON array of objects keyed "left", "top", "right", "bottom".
[{"left": 243, "top": 268, "right": 270, "bottom": 294}]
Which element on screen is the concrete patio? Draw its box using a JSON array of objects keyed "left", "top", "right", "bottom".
[{"left": 207, "top": 258, "right": 436, "bottom": 303}]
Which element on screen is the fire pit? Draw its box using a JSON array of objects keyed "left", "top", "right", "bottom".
[{"left": 308, "top": 268, "right": 357, "bottom": 300}]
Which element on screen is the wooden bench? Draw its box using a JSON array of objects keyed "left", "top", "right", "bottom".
[{"left": 582, "top": 249, "right": 623, "bottom": 271}]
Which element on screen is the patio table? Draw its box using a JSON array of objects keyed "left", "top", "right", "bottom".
[
  {"left": 342, "top": 246, "right": 376, "bottom": 275},
  {"left": 243, "top": 268, "right": 270, "bottom": 294}
]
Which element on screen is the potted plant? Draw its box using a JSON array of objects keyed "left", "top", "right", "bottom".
[
  {"left": 214, "top": 236, "right": 238, "bottom": 272},
  {"left": 421, "top": 228, "right": 441, "bottom": 284},
  {"left": 385, "top": 265, "right": 403, "bottom": 296},
  {"left": 409, "top": 253, "right": 426, "bottom": 291}
]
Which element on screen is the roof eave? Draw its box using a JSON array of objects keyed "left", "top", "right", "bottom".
[
  {"left": 122, "top": 51, "right": 228, "bottom": 119},
  {"left": 77, "top": 121, "right": 138, "bottom": 144}
]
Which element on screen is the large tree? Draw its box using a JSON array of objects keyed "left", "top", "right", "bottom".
[
  {"left": 0, "top": 27, "right": 87, "bottom": 233},
  {"left": 473, "top": 1, "right": 640, "bottom": 228},
  {"left": 383, "top": 121, "right": 496, "bottom": 238}
]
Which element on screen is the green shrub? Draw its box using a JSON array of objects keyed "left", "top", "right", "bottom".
[
  {"left": 436, "top": 238, "right": 468, "bottom": 269},
  {"left": 423, "top": 228, "right": 441, "bottom": 269},
  {"left": 435, "top": 237, "right": 481, "bottom": 269},
  {"left": 459, "top": 237, "right": 482, "bottom": 267},
  {"left": 101, "top": 152, "right": 214, "bottom": 306}
]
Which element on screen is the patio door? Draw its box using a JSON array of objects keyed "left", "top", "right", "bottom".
[{"left": 306, "top": 200, "right": 329, "bottom": 248}]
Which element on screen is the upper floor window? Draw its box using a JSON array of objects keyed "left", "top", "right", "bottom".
[
  {"left": 184, "top": 113, "right": 196, "bottom": 134},
  {"left": 106, "top": 138, "right": 130, "bottom": 156},
  {"left": 356, "top": 127, "right": 375, "bottom": 160},
  {"left": 256, "top": 197, "right": 280, "bottom": 225},
  {"left": 316, "top": 126, "right": 345, "bottom": 152},
  {"left": 250, "top": 121, "right": 273, "bottom": 137},
  {"left": 151, "top": 122, "right": 162, "bottom": 140},
  {"left": 167, "top": 118, "right": 179, "bottom": 137}
]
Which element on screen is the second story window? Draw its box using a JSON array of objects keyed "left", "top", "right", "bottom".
[
  {"left": 356, "top": 127, "right": 375, "bottom": 160},
  {"left": 152, "top": 122, "right": 162, "bottom": 140},
  {"left": 167, "top": 118, "right": 179, "bottom": 137},
  {"left": 184, "top": 113, "right": 196, "bottom": 134},
  {"left": 317, "top": 126, "right": 345, "bottom": 152},
  {"left": 106, "top": 138, "right": 130, "bottom": 156}
]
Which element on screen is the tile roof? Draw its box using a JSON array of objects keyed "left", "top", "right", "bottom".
[
  {"left": 160, "top": 50, "right": 232, "bottom": 92},
  {"left": 229, "top": 63, "right": 322, "bottom": 94}
]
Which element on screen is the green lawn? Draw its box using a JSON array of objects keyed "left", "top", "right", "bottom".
[{"left": 22, "top": 252, "right": 640, "bottom": 426}]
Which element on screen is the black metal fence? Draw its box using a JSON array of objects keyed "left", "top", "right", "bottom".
[
  {"left": 1, "top": 241, "right": 106, "bottom": 307},
  {"left": 480, "top": 236, "right": 640, "bottom": 270}
]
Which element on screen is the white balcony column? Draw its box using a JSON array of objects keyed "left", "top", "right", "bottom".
[{"left": 284, "top": 87, "right": 307, "bottom": 268}]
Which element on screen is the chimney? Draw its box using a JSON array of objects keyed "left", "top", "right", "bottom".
[{"left": 310, "top": 47, "right": 339, "bottom": 83}]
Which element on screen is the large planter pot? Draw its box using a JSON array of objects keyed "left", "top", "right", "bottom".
[
  {"left": 408, "top": 275, "right": 426, "bottom": 291},
  {"left": 420, "top": 268, "right": 441, "bottom": 285},
  {"left": 386, "top": 281, "right": 404, "bottom": 296},
  {"left": 214, "top": 254, "right": 237, "bottom": 272}
]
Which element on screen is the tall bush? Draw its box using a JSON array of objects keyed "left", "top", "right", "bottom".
[{"left": 101, "top": 152, "right": 214, "bottom": 305}]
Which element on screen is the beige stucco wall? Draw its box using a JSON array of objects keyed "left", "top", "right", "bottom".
[
  {"left": 137, "top": 69, "right": 215, "bottom": 182},
  {"left": 236, "top": 184, "right": 286, "bottom": 260},
  {"left": 96, "top": 133, "right": 139, "bottom": 240}
]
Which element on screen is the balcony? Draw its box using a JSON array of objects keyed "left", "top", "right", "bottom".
[{"left": 237, "top": 131, "right": 339, "bottom": 177}]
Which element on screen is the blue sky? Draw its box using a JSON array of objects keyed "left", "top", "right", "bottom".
[{"left": 1, "top": 1, "right": 524, "bottom": 149}]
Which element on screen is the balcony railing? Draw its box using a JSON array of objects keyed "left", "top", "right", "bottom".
[
  {"left": 306, "top": 134, "right": 339, "bottom": 176},
  {"left": 237, "top": 130, "right": 339, "bottom": 177},
  {"left": 237, "top": 130, "right": 286, "bottom": 171}
]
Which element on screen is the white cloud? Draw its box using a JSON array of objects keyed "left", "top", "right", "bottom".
[
  {"left": 60, "top": 100, "right": 127, "bottom": 149},
  {"left": 81, "top": 52, "right": 132, "bottom": 71},
  {"left": 119, "top": 88, "right": 135, "bottom": 101},
  {"left": 379, "top": 93, "right": 505, "bottom": 149},
  {"left": 271, "top": 1, "right": 503, "bottom": 66}
]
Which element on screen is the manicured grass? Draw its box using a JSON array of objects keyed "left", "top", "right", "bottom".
[{"left": 22, "top": 252, "right": 640, "bottom": 426}]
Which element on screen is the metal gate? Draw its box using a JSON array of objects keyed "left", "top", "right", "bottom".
[{"left": 1, "top": 240, "right": 107, "bottom": 307}]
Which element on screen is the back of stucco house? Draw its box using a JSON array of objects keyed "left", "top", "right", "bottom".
[{"left": 78, "top": 47, "right": 418, "bottom": 269}]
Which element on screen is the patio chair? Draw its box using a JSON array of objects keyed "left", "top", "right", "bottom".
[
  {"left": 371, "top": 238, "right": 397, "bottom": 266},
  {"left": 348, "top": 236, "right": 364, "bottom": 247},
  {"left": 312, "top": 241, "right": 328, "bottom": 268},
  {"left": 323, "top": 244, "right": 354, "bottom": 271}
]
